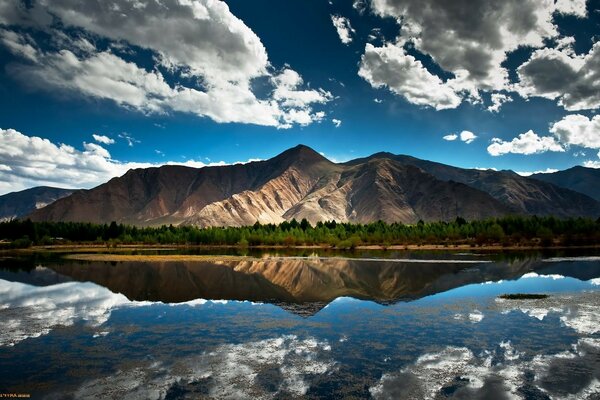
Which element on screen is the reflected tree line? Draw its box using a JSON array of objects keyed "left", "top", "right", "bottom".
[{"left": 1, "top": 216, "right": 600, "bottom": 248}]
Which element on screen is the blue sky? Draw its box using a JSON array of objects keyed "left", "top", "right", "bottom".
[{"left": 1, "top": 0, "right": 600, "bottom": 193}]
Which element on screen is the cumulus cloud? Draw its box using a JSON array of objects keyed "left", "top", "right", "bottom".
[
  {"left": 555, "top": 0, "right": 588, "bottom": 18},
  {"left": 358, "top": 43, "right": 461, "bottom": 110},
  {"left": 517, "top": 43, "right": 600, "bottom": 111},
  {"left": 459, "top": 130, "right": 477, "bottom": 144},
  {"left": 270, "top": 68, "right": 333, "bottom": 127},
  {"left": 0, "top": 0, "right": 331, "bottom": 128},
  {"left": 330, "top": 15, "right": 355, "bottom": 45},
  {"left": 352, "top": 0, "right": 368, "bottom": 15},
  {"left": 443, "top": 131, "right": 476, "bottom": 143},
  {"left": 487, "top": 130, "right": 564, "bottom": 156},
  {"left": 332, "top": 118, "right": 342, "bottom": 128},
  {"left": 0, "top": 128, "right": 254, "bottom": 195},
  {"left": 92, "top": 134, "right": 114, "bottom": 145},
  {"left": 549, "top": 114, "right": 600, "bottom": 150},
  {"left": 363, "top": 0, "right": 587, "bottom": 109},
  {"left": 488, "top": 114, "right": 600, "bottom": 160},
  {"left": 487, "top": 93, "right": 512, "bottom": 113},
  {"left": 584, "top": 157, "right": 600, "bottom": 169}
]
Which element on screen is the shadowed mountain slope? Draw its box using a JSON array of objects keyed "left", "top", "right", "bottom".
[
  {"left": 531, "top": 166, "right": 600, "bottom": 202},
  {"left": 0, "top": 186, "right": 76, "bottom": 222},
  {"left": 346, "top": 153, "right": 600, "bottom": 218}
]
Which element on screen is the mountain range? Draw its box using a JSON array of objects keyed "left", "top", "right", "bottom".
[
  {"left": 531, "top": 166, "right": 600, "bottom": 202},
  {"left": 0, "top": 186, "right": 75, "bottom": 222},
  {"left": 1, "top": 145, "right": 597, "bottom": 226}
]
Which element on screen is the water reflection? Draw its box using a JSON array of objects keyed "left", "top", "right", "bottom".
[
  {"left": 46, "top": 258, "right": 538, "bottom": 306},
  {"left": 0, "top": 252, "right": 599, "bottom": 399}
]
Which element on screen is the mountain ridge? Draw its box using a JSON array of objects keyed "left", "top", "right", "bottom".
[
  {"left": 0, "top": 186, "right": 76, "bottom": 222},
  {"left": 27, "top": 145, "right": 600, "bottom": 226},
  {"left": 531, "top": 166, "right": 600, "bottom": 201}
]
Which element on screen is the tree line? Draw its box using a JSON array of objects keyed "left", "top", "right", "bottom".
[{"left": 1, "top": 216, "right": 600, "bottom": 248}]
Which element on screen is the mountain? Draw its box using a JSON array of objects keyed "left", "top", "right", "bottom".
[
  {"left": 0, "top": 186, "right": 76, "bottom": 222},
  {"left": 346, "top": 153, "right": 600, "bottom": 218},
  {"left": 28, "top": 145, "right": 600, "bottom": 226},
  {"left": 530, "top": 166, "right": 600, "bottom": 201}
]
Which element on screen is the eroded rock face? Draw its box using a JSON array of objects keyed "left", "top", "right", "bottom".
[{"left": 28, "top": 145, "right": 600, "bottom": 226}]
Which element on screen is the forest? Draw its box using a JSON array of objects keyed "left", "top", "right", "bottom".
[{"left": 1, "top": 216, "right": 600, "bottom": 249}]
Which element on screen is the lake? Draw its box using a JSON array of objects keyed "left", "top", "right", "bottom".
[{"left": 0, "top": 249, "right": 599, "bottom": 399}]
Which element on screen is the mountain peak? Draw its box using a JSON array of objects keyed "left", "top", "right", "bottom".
[{"left": 273, "top": 144, "right": 330, "bottom": 165}]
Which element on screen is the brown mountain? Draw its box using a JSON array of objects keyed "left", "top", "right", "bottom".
[
  {"left": 28, "top": 145, "right": 600, "bottom": 225},
  {"left": 346, "top": 153, "right": 600, "bottom": 218},
  {"left": 0, "top": 186, "right": 76, "bottom": 222},
  {"left": 531, "top": 166, "right": 600, "bottom": 202}
]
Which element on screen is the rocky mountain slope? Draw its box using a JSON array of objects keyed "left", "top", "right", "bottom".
[
  {"left": 0, "top": 186, "right": 76, "bottom": 222},
  {"left": 531, "top": 166, "right": 600, "bottom": 201},
  {"left": 28, "top": 145, "right": 600, "bottom": 226}
]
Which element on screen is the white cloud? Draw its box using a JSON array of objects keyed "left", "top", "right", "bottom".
[
  {"left": 0, "top": 28, "right": 38, "bottom": 62},
  {"left": 549, "top": 114, "right": 600, "bottom": 149},
  {"left": 363, "top": 0, "right": 587, "bottom": 109},
  {"left": 583, "top": 151, "right": 600, "bottom": 169},
  {"left": 352, "top": 0, "right": 368, "bottom": 15},
  {"left": 0, "top": 0, "right": 331, "bottom": 128},
  {"left": 516, "top": 43, "right": 600, "bottom": 111},
  {"left": 92, "top": 134, "right": 114, "bottom": 145},
  {"left": 487, "top": 130, "right": 564, "bottom": 156},
  {"left": 555, "top": 0, "right": 587, "bottom": 18},
  {"left": 487, "top": 93, "right": 513, "bottom": 113},
  {"left": 270, "top": 68, "right": 333, "bottom": 127},
  {"left": 117, "top": 132, "right": 140, "bottom": 147},
  {"left": 358, "top": 43, "right": 462, "bottom": 110},
  {"left": 330, "top": 15, "right": 355, "bottom": 45},
  {"left": 83, "top": 142, "right": 111, "bottom": 158},
  {"left": 583, "top": 150, "right": 600, "bottom": 168},
  {"left": 332, "top": 118, "right": 342, "bottom": 128},
  {"left": 459, "top": 130, "right": 477, "bottom": 144},
  {"left": 443, "top": 134, "right": 457, "bottom": 141},
  {"left": 583, "top": 161, "right": 600, "bottom": 168},
  {"left": 0, "top": 128, "right": 255, "bottom": 195}
]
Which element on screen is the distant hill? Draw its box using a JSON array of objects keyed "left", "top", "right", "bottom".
[
  {"left": 27, "top": 145, "right": 600, "bottom": 226},
  {"left": 531, "top": 166, "right": 600, "bottom": 201},
  {"left": 0, "top": 186, "right": 76, "bottom": 222}
]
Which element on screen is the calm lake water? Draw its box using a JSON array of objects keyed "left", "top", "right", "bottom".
[{"left": 0, "top": 250, "right": 599, "bottom": 399}]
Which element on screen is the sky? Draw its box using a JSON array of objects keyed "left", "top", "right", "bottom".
[{"left": 1, "top": 0, "right": 600, "bottom": 194}]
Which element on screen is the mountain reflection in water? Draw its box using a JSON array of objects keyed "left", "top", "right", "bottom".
[
  {"left": 1, "top": 253, "right": 600, "bottom": 399},
  {"left": 45, "top": 256, "right": 552, "bottom": 314}
]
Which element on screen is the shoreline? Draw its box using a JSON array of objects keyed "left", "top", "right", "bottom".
[{"left": 5, "top": 243, "right": 600, "bottom": 253}]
